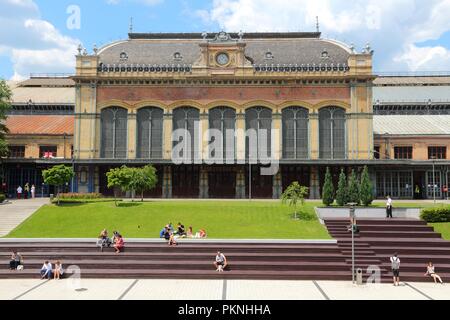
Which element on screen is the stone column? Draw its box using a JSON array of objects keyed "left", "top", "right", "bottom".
[
  {"left": 199, "top": 111, "right": 209, "bottom": 163},
  {"left": 163, "top": 112, "right": 173, "bottom": 160},
  {"left": 162, "top": 166, "right": 172, "bottom": 198},
  {"left": 235, "top": 112, "right": 246, "bottom": 162},
  {"left": 127, "top": 111, "right": 137, "bottom": 159},
  {"left": 199, "top": 167, "right": 209, "bottom": 199},
  {"left": 235, "top": 167, "right": 246, "bottom": 199},
  {"left": 272, "top": 112, "right": 282, "bottom": 161},
  {"left": 309, "top": 166, "right": 320, "bottom": 199},
  {"left": 272, "top": 170, "right": 283, "bottom": 199},
  {"left": 309, "top": 113, "right": 319, "bottom": 160}
]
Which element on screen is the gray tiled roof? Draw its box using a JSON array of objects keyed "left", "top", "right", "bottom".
[
  {"left": 98, "top": 35, "right": 351, "bottom": 67},
  {"left": 373, "top": 115, "right": 450, "bottom": 135}
]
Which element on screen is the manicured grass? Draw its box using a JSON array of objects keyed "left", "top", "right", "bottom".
[
  {"left": 6, "top": 201, "right": 331, "bottom": 240},
  {"left": 431, "top": 223, "right": 450, "bottom": 240}
]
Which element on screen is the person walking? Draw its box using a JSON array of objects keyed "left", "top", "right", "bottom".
[
  {"left": 16, "top": 186, "right": 23, "bottom": 200},
  {"left": 386, "top": 196, "right": 393, "bottom": 219},
  {"left": 390, "top": 253, "right": 401, "bottom": 286},
  {"left": 31, "top": 185, "right": 36, "bottom": 199}
]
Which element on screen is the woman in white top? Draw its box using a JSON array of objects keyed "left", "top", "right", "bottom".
[
  {"left": 31, "top": 185, "right": 36, "bottom": 199},
  {"left": 424, "top": 262, "right": 444, "bottom": 284},
  {"left": 54, "top": 261, "right": 64, "bottom": 280}
]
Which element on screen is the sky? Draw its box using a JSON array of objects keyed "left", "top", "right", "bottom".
[{"left": 1, "top": 0, "right": 450, "bottom": 80}]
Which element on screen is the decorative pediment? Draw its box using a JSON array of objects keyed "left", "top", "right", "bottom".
[{"left": 208, "top": 31, "right": 239, "bottom": 44}]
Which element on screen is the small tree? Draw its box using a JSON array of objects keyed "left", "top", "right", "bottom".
[
  {"left": 347, "top": 169, "right": 360, "bottom": 205},
  {"left": 129, "top": 165, "right": 158, "bottom": 202},
  {"left": 281, "top": 182, "right": 309, "bottom": 220},
  {"left": 322, "top": 167, "right": 335, "bottom": 206},
  {"left": 360, "top": 166, "right": 374, "bottom": 206},
  {"left": 106, "top": 166, "right": 133, "bottom": 206},
  {"left": 336, "top": 169, "right": 348, "bottom": 207},
  {"left": 42, "top": 165, "right": 75, "bottom": 205}
]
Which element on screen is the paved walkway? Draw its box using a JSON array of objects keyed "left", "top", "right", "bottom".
[
  {"left": 0, "top": 279, "right": 447, "bottom": 300},
  {"left": 0, "top": 199, "right": 48, "bottom": 237}
]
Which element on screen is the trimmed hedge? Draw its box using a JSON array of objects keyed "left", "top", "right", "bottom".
[
  {"left": 0, "top": 194, "right": 6, "bottom": 203},
  {"left": 58, "top": 193, "right": 103, "bottom": 200},
  {"left": 420, "top": 206, "right": 450, "bottom": 223}
]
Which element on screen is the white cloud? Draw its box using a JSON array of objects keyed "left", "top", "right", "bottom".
[
  {"left": 0, "top": 0, "right": 80, "bottom": 79},
  {"left": 106, "top": 0, "right": 164, "bottom": 6},
  {"left": 199, "top": 0, "right": 450, "bottom": 71},
  {"left": 394, "top": 44, "right": 450, "bottom": 71}
]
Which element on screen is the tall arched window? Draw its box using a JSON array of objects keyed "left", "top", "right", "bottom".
[
  {"left": 209, "top": 107, "right": 236, "bottom": 160},
  {"left": 282, "top": 107, "right": 309, "bottom": 159},
  {"left": 136, "top": 107, "right": 164, "bottom": 159},
  {"left": 246, "top": 107, "right": 272, "bottom": 160},
  {"left": 101, "top": 107, "right": 128, "bottom": 158},
  {"left": 173, "top": 107, "right": 200, "bottom": 161},
  {"left": 319, "top": 107, "right": 346, "bottom": 159}
]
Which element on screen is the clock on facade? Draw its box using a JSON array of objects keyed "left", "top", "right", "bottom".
[{"left": 216, "top": 52, "right": 230, "bottom": 66}]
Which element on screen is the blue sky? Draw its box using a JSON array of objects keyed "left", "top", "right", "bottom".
[{"left": 1, "top": 0, "right": 450, "bottom": 80}]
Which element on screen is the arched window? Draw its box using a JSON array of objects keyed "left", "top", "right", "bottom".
[
  {"left": 136, "top": 107, "right": 164, "bottom": 159},
  {"left": 209, "top": 107, "right": 236, "bottom": 160},
  {"left": 173, "top": 107, "right": 200, "bottom": 161},
  {"left": 282, "top": 107, "right": 309, "bottom": 159},
  {"left": 319, "top": 107, "right": 346, "bottom": 159},
  {"left": 246, "top": 107, "right": 272, "bottom": 160},
  {"left": 100, "top": 107, "right": 128, "bottom": 158}
]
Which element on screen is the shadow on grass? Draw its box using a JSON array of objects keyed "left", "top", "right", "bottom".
[{"left": 117, "top": 202, "right": 144, "bottom": 208}]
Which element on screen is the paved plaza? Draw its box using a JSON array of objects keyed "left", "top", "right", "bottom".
[{"left": 0, "top": 279, "right": 448, "bottom": 300}]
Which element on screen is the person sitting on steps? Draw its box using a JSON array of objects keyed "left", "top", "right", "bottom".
[
  {"left": 114, "top": 234, "right": 125, "bottom": 254},
  {"left": 424, "top": 262, "right": 444, "bottom": 284},
  {"left": 214, "top": 251, "right": 227, "bottom": 272},
  {"left": 9, "top": 251, "right": 23, "bottom": 270}
]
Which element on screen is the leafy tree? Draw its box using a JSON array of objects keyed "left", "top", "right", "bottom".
[
  {"left": 42, "top": 165, "right": 75, "bottom": 205},
  {"left": 347, "top": 169, "right": 360, "bottom": 205},
  {"left": 322, "top": 167, "right": 334, "bottom": 207},
  {"left": 281, "top": 182, "right": 309, "bottom": 220},
  {"left": 359, "top": 166, "right": 374, "bottom": 206},
  {"left": 129, "top": 165, "right": 158, "bottom": 202},
  {"left": 0, "top": 80, "right": 12, "bottom": 142},
  {"left": 336, "top": 169, "right": 348, "bottom": 207},
  {"left": 106, "top": 166, "right": 133, "bottom": 206},
  {"left": 0, "top": 80, "right": 12, "bottom": 183}
]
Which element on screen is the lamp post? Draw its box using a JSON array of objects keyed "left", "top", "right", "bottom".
[
  {"left": 431, "top": 156, "right": 436, "bottom": 205},
  {"left": 348, "top": 203, "right": 357, "bottom": 284}
]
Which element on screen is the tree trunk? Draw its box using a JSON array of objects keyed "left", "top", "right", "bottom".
[{"left": 141, "top": 191, "right": 144, "bottom": 202}]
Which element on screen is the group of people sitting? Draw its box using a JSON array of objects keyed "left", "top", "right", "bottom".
[
  {"left": 40, "top": 260, "right": 64, "bottom": 280},
  {"left": 159, "top": 222, "right": 207, "bottom": 246},
  {"left": 9, "top": 251, "right": 23, "bottom": 271},
  {"left": 98, "top": 229, "right": 125, "bottom": 253}
]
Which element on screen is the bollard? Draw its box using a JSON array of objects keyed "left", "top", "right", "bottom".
[{"left": 356, "top": 268, "right": 363, "bottom": 285}]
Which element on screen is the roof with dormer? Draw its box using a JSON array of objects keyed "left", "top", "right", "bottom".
[{"left": 97, "top": 32, "right": 352, "bottom": 68}]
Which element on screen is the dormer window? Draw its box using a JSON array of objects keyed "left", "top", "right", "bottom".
[
  {"left": 119, "top": 52, "right": 128, "bottom": 61},
  {"left": 265, "top": 51, "right": 274, "bottom": 60},
  {"left": 321, "top": 49, "right": 329, "bottom": 59},
  {"left": 173, "top": 52, "right": 183, "bottom": 61}
]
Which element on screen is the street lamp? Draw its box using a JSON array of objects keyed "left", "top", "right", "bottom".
[
  {"left": 348, "top": 202, "right": 358, "bottom": 284},
  {"left": 431, "top": 156, "right": 436, "bottom": 205}
]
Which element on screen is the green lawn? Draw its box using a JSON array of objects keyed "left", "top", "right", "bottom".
[
  {"left": 431, "top": 223, "right": 450, "bottom": 240},
  {"left": 6, "top": 201, "right": 331, "bottom": 240}
]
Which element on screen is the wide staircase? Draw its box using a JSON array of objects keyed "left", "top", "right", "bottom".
[
  {"left": 324, "top": 219, "right": 450, "bottom": 283},
  {"left": 1, "top": 220, "right": 448, "bottom": 282},
  {"left": 1, "top": 241, "right": 353, "bottom": 280}
]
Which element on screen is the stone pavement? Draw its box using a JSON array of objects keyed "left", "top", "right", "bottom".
[
  {"left": 0, "top": 279, "right": 448, "bottom": 300},
  {"left": 0, "top": 199, "right": 48, "bottom": 237}
]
